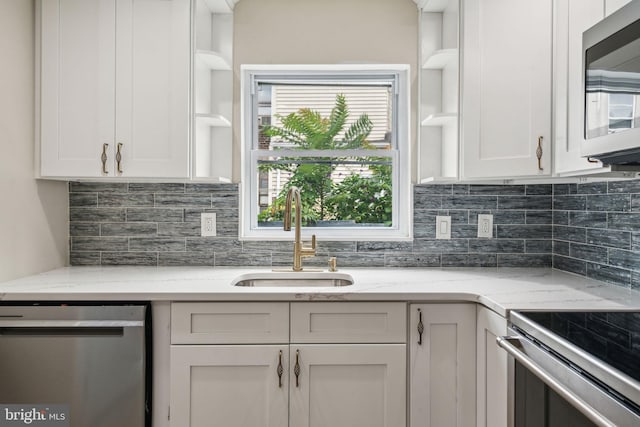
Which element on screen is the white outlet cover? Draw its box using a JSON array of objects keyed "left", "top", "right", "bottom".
[
  {"left": 477, "top": 214, "right": 493, "bottom": 238},
  {"left": 201, "top": 212, "right": 217, "bottom": 237},
  {"left": 435, "top": 215, "right": 451, "bottom": 240}
]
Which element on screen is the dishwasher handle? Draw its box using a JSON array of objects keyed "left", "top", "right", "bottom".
[
  {"left": 0, "top": 320, "right": 143, "bottom": 337},
  {"left": 497, "top": 336, "right": 616, "bottom": 427},
  {"left": 0, "top": 327, "right": 125, "bottom": 337},
  {"left": 0, "top": 320, "right": 143, "bottom": 328}
]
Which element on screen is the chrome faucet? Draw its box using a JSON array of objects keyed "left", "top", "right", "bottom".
[{"left": 283, "top": 187, "right": 316, "bottom": 271}]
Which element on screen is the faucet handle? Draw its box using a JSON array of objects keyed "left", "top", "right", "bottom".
[
  {"left": 310, "top": 234, "right": 316, "bottom": 250},
  {"left": 328, "top": 257, "right": 337, "bottom": 272}
]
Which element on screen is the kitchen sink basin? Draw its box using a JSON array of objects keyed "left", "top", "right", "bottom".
[{"left": 232, "top": 271, "right": 354, "bottom": 287}]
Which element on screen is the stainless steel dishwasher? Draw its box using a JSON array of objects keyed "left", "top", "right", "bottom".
[{"left": 0, "top": 304, "right": 151, "bottom": 427}]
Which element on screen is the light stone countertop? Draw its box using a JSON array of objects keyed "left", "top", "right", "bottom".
[{"left": 1, "top": 266, "right": 640, "bottom": 316}]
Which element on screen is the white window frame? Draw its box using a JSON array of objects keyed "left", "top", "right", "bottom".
[{"left": 240, "top": 64, "right": 411, "bottom": 241}]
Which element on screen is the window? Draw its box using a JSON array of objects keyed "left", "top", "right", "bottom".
[{"left": 241, "top": 65, "right": 411, "bottom": 240}]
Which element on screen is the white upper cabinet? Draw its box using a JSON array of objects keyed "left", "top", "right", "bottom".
[
  {"left": 553, "top": 0, "right": 631, "bottom": 176},
  {"left": 39, "top": 0, "right": 190, "bottom": 179},
  {"left": 461, "top": 0, "right": 553, "bottom": 179}
]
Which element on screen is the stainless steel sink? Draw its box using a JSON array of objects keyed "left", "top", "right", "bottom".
[{"left": 232, "top": 272, "right": 354, "bottom": 287}]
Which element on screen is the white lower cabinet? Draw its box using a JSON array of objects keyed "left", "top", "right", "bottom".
[
  {"left": 169, "top": 302, "right": 406, "bottom": 427},
  {"left": 289, "top": 344, "right": 406, "bottom": 427},
  {"left": 170, "top": 345, "right": 289, "bottom": 427},
  {"left": 476, "top": 306, "right": 510, "bottom": 427},
  {"left": 409, "top": 303, "right": 476, "bottom": 427}
]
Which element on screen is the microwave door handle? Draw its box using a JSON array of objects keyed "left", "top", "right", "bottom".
[{"left": 497, "top": 336, "right": 616, "bottom": 427}]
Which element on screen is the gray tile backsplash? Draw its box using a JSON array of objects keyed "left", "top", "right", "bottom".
[
  {"left": 68, "top": 182, "right": 553, "bottom": 268},
  {"left": 552, "top": 181, "right": 640, "bottom": 291},
  {"left": 67, "top": 179, "right": 640, "bottom": 288}
]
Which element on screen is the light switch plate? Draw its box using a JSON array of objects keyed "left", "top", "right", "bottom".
[
  {"left": 201, "top": 212, "right": 217, "bottom": 237},
  {"left": 477, "top": 214, "right": 493, "bottom": 238},
  {"left": 436, "top": 215, "right": 451, "bottom": 240}
]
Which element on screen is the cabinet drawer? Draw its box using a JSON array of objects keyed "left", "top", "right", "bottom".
[
  {"left": 290, "top": 302, "right": 406, "bottom": 343},
  {"left": 171, "top": 302, "right": 289, "bottom": 344}
]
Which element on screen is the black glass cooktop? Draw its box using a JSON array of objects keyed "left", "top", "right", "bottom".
[{"left": 519, "top": 311, "right": 640, "bottom": 384}]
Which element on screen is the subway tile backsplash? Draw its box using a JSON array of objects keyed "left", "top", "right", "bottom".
[{"left": 67, "top": 180, "right": 640, "bottom": 291}]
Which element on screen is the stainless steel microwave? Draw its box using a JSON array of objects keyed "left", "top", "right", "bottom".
[{"left": 581, "top": 0, "right": 640, "bottom": 166}]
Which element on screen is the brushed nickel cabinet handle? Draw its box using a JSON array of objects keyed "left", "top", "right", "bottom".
[
  {"left": 294, "top": 350, "right": 301, "bottom": 387},
  {"left": 536, "top": 136, "right": 543, "bottom": 171},
  {"left": 116, "top": 143, "right": 123, "bottom": 175},
  {"left": 277, "top": 350, "right": 284, "bottom": 388},
  {"left": 417, "top": 308, "right": 424, "bottom": 346},
  {"left": 101, "top": 143, "right": 109, "bottom": 175}
]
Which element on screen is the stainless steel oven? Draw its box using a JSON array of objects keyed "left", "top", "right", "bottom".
[
  {"left": 0, "top": 303, "right": 151, "bottom": 427},
  {"left": 499, "top": 311, "right": 640, "bottom": 427}
]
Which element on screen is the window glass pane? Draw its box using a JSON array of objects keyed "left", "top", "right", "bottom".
[
  {"left": 609, "top": 105, "right": 633, "bottom": 118},
  {"left": 256, "top": 156, "right": 393, "bottom": 228},
  {"left": 256, "top": 83, "right": 393, "bottom": 151},
  {"left": 609, "top": 118, "right": 633, "bottom": 130}
]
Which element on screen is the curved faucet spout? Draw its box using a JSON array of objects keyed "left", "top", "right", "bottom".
[{"left": 283, "top": 187, "right": 316, "bottom": 271}]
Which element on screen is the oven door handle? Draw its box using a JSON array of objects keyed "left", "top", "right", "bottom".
[{"left": 497, "top": 336, "right": 616, "bottom": 427}]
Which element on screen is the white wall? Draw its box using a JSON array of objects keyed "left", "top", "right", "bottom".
[
  {"left": 0, "top": 0, "right": 68, "bottom": 281},
  {"left": 233, "top": 0, "right": 419, "bottom": 180}
]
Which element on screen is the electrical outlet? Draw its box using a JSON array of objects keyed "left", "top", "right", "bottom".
[
  {"left": 477, "top": 214, "right": 493, "bottom": 238},
  {"left": 201, "top": 212, "right": 217, "bottom": 237},
  {"left": 435, "top": 216, "right": 451, "bottom": 240}
]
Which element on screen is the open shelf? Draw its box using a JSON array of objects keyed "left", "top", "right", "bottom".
[
  {"left": 196, "top": 113, "right": 231, "bottom": 127},
  {"left": 420, "top": 176, "right": 459, "bottom": 183},
  {"left": 202, "top": 0, "right": 236, "bottom": 13},
  {"left": 418, "top": 0, "right": 460, "bottom": 183},
  {"left": 422, "top": 48, "right": 458, "bottom": 69},
  {"left": 416, "top": 0, "right": 453, "bottom": 12},
  {"left": 421, "top": 113, "right": 457, "bottom": 127},
  {"left": 193, "top": 0, "right": 234, "bottom": 181},
  {"left": 196, "top": 50, "right": 231, "bottom": 70}
]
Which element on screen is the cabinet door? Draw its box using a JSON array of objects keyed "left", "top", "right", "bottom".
[
  {"left": 461, "top": 0, "right": 552, "bottom": 179},
  {"left": 289, "top": 344, "right": 406, "bottom": 427},
  {"left": 476, "top": 306, "right": 509, "bottom": 427},
  {"left": 39, "top": 0, "right": 116, "bottom": 177},
  {"left": 170, "top": 345, "right": 289, "bottom": 427},
  {"left": 115, "top": 0, "right": 190, "bottom": 178},
  {"left": 554, "top": 0, "right": 607, "bottom": 176},
  {"left": 409, "top": 304, "right": 475, "bottom": 427}
]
